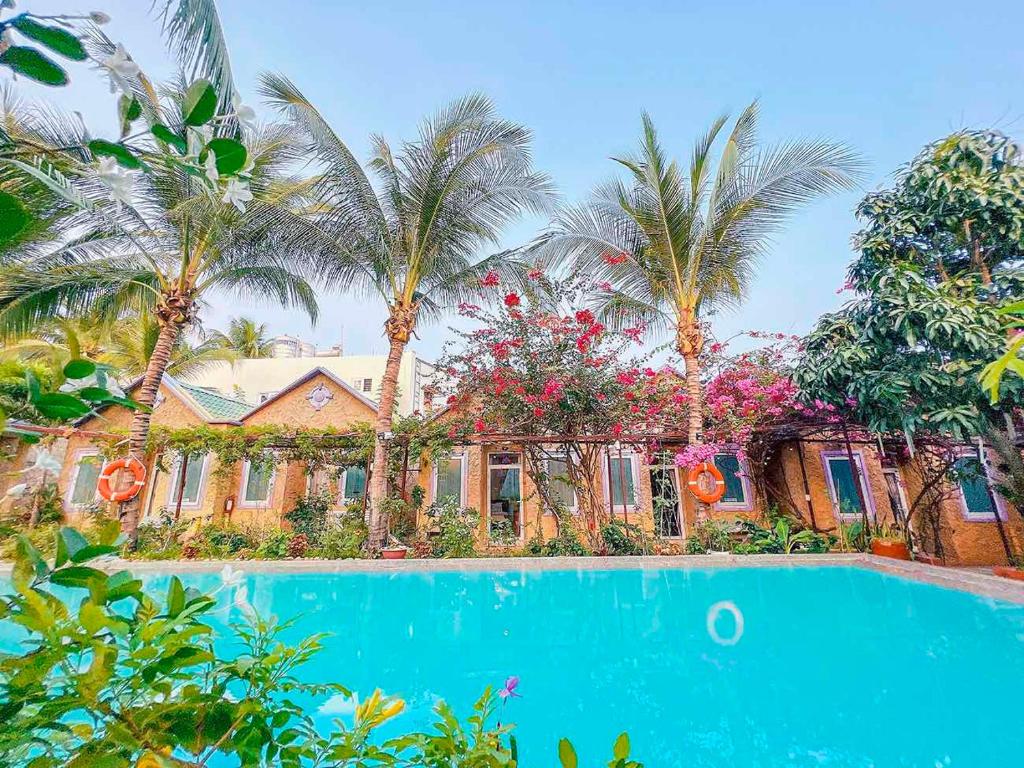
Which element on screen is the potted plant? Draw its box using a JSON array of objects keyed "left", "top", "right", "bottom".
[
  {"left": 993, "top": 555, "right": 1024, "bottom": 582},
  {"left": 869, "top": 522, "right": 911, "bottom": 561}
]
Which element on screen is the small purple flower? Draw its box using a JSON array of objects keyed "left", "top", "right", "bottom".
[{"left": 498, "top": 675, "right": 521, "bottom": 699}]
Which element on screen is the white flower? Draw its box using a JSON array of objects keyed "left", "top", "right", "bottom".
[
  {"left": 233, "top": 584, "right": 256, "bottom": 619},
  {"left": 220, "top": 564, "right": 244, "bottom": 589},
  {"left": 21, "top": 449, "right": 62, "bottom": 475},
  {"left": 95, "top": 156, "right": 134, "bottom": 209},
  {"left": 204, "top": 151, "right": 219, "bottom": 184},
  {"left": 222, "top": 178, "right": 253, "bottom": 212},
  {"left": 101, "top": 44, "right": 140, "bottom": 93},
  {"left": 232, "top": 91, "right": 258, "bottom": 130},
  {"left": 89, "top": 11, "right": 111, "bottom": 24},
  {"left": 4, "top": 483, "right": 28, "bottom": 499}
]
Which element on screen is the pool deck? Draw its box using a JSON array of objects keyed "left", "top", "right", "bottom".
[{"left": 4, "top": 553, "right": 1023, "bottom": 604}]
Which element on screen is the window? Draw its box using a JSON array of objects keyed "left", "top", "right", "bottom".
[
  {"left": 166, "top": 453, "right": 207, "bottom": 507},
  {"left": 354, "top": 378, "right": 373, "bottom": 393},
  {"left": 607, "top": 454, "right": 637, "bottom": 508},
  {"left": 434, "top": 454, "right": 465, "bottom": 506},
  {"left": 649, "top": 452, "right": 682, "bottom": 538},
  {"left": 240, "top": 456, "right": 275, "bottom": 505},
  {"left": 714, "top": 453, "right": 750, "bottom": 509},
  {"left": 545, "top": 456, "right": 576, "bottom": 513},
  {"left": 823, "top": 452, "right": 873, "bottom": 519},
  {"left": 488, "top": 452, "right": 522, "bottom": 541},
  {"left": 953, "top": 453, "right": 1004, "bottom": 521},
  {"left": 69, "top": 452, "right": 103, "bottom": 506},
  {"left": 340, "top": 466, "right": 367, "bottom": 503}
]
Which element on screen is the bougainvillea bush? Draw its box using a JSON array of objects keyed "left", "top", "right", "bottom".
[{"left": 436, "top": 273, "right": 690, "bottom": 546}]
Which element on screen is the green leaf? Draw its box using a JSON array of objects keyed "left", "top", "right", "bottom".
[
  {"left": 0, "top": 46, "right": 68, "bottom": 86},
  {"left": 167, "top": 577, "right": 186, "bottom": 617},
  {"left": 613, "top": 733, "right": 630, "bottom": 761},
  {"left": 24, "top": 369, "right": 41, "bottom": 402},
  {"left": 559, "top": 738, "right": 578, "bottom": 768},
  {"left": 11, "top": 17, "right": 88, "bottom": 61},
  {"left": 151, "top": 123, "right": 188, "bottom": 154},
  {"left": 207, "top": 137, "right": 247, "bottom": 176},
  {"left": 63, "top": 358, "right": 97, "bottom": 380},
  {"left": 31, "top": 392, "right": 91, "bottom": 420},
  {"left": 78, "top": 387, "right": 113, "bottom": 402},
  {"left": 118, "top": 94, "right": 142, "bottom": 136},
  {"left": 59, "top": 527, "right": 89, "bottom": 561},
  {"left": 49, "top": 565, "right": 106, "bottom": 590},
  {"left": 0, "top": 191, "right": 30, "bottom": 245},
  {"left": 70, "top": 544, "right": 119, "bottom": 564},
  {"left": 88, "top": 139, "right": 142, "bottom": 170},
  {"left": 183, "top": 79, "right": 217, "bottom": 126}
]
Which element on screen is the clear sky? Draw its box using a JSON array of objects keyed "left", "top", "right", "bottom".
[{"left": 11, "top": 0, "right": 1024, "bottom": 359}]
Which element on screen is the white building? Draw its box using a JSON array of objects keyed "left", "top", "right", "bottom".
[
  {"left": 270, "top": 335, "right": 318, "bottom": 358},
  {"left": 185, "top": 350, "right": 438, "bottom": 416}
]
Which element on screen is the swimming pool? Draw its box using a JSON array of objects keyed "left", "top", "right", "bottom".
[{"left": 129, "top": 564, "right": 1024, "bottom": 767}]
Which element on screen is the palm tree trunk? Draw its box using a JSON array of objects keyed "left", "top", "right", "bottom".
[
  {"left": 120, "top": 319, "right": 180, "bottom": 544},
  {"left": 682, "top": 353, "right": 703, "bottom": 445},
  {"left": 366, "top": 306, "right": 416, "bottom": 551}
]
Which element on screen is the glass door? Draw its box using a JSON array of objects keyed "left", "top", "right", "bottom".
[
  {"left": 488, "top": 452, "right": 522, "bottom": 543},
  {"left": 649, "top": 452, "right": 683, "bottom": 538}
]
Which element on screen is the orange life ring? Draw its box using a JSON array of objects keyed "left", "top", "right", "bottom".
[
  {"left": 97, "top": 457, "right": 147, "bottom": 503},
  {"left": 687, "top": 462, "right": 726, "bottom": 504}
]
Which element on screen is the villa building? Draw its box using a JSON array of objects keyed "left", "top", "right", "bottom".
[{"left": 2, "top": 364, "right": 1023, "bottom": 566}]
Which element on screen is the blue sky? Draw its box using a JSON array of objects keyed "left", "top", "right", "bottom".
[{"left": 13, "top": 0, "right": 1024, "bottom": 359}]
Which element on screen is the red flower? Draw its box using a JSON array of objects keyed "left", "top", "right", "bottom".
[
  {"left": 611, "top": 423, "right": 623, "bottom": 437},
  {"left": 446, "top": 395, "right": 458, "bottom": 405},
  {"left": 603, "top": 251, "right": 628, "bottom": 265},
  {"left": 575, "top": 309, "right": 595, "bottom": 325},
  {"left": 504, "top": 292, "right": 521, "bottom": 308},
  {"left": 527, "top": 267, "right": 544, "bottom": 280},
  {"left": 532, "top": 406, "right": 544, "bottom": 418},
  {"left": 480, "top": 270, "right": 500, "bottom": 287},
  {"left": 473, "top": 419, "right": 486, "bottom": 433}
]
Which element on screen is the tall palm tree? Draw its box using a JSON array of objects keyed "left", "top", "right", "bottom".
[
  {"left": 261, "top": 76, "right": 555, "bottom": 549},
  {"left": 535, "top": 104, "right": 861, "bottom": 444},
  {"left": 104, "top": 311, "right": 238, "bottom": 379},
  {"left": 0, "top": 106, "right": 321, "bottom": 541},
  {"left": 211, "top": 316, "right": 273, "bottom": 358}
]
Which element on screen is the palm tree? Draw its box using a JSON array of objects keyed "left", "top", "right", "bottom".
[
  {"left": 261, "top": 76, "right": 555, "bottom": 549},
  {"left": 534, "top": 104, "right": 861, "bottom": 444},
  {"left": 211, "top": 316, "right": 273, "bottom": 358},
  {"left": 104, "top": 311, "right": 238, "bottom": 379},
  {"left": 0, "top": 108, "right": 321, "bottom": 541}
]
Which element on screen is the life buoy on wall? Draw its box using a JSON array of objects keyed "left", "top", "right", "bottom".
[
  {"left": 687, "top": 462, "right": 726, "bottom": 504},
  {"left": 97, "top": 456, "right": 147, "bottom": 503}
]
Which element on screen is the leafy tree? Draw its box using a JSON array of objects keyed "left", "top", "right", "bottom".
[
  {"left": 534, "top": 104, "right": 860, "bottom": 444},
  {"left": 797, "top": 130, "right": 1024, "bottom": 439},
  {"left": 0, "top": 24, "right": 321, "bottom": 543},
  {"left": 210, "top": 315, "right": 274, "bottom": 358},
  {"left": 261, "top": 76, "right": 555, "bottom": 550}
]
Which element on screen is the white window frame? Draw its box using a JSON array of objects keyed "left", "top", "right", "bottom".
[
  {"left": 543, "top": 453, "right": 578, "bottom": 515},
  {"left": 713, "top": 452, "right": 754, "bottom": 512},
  {"left": 165, "top": 452, "right": 210, "bottom": 509},
  {"left": 431, "top": 452, "right": 467, "bottom": 508},
  {"left": 822, "top": 450, "right": 875, "bottom": 521},
  {"left": 603, "top": 449, "right": 640, "bottom": 512},
  {"left": 487, "top": 451, "right": 524, "bottom": 542},
  {"left": 66, "top": 449, "right": 104, "bottom": 508},
  {"left": 338, "top": 465, "right": 368, "bottom": 507},
  {"left": 953, "top": 448, "right": 1008, "bottom": 522},
  {"left": 239, "top": 456, "right": 277, "bottom": 508}
]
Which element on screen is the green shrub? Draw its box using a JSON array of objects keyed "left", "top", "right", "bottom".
[
  {"left": 428, "top": 498, "right": 479, "bottom": 558},
  {"left": 685, "top": 519, "right": 733, "bottom": 554},
  {"left": 131, "top": 511, "right": 188, "bottom": 560},
  {"left": 525, "top": 528, "right": 590, "bottom": 557},
  {"left": 254, "top": 528, "right": 293, "bottom": 559},
  {"left": 284, "top": 489, "right": 334, "bottom": 540},
  {"left": 312, "top": 514, "right": 367, "bottom": 559},
  {"left": 601, "top": 518, "right": 649, "bottom": 555}
]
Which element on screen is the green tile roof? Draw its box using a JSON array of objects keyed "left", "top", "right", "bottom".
[{"left": 179, "top": 383, "right": 252, "bottom": 421}]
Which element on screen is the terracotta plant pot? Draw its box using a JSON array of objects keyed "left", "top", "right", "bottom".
[
  {"left": 915, "top": 553, "right": 945, "bottom": 567},
  {"left": 992, "top": 566, "right": 1024, "bottom": 582},
  {"left": 381, "top": 547, "right": 408, "bottom": 560},
  {"left": 870, "top": 539, "right": 911, "bottom": 561}
]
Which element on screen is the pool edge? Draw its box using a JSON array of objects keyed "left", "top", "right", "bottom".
[{"left": 2, "top": 553, "right": 1023, "bottom": 604}]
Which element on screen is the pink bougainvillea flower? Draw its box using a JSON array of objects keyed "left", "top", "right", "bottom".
[
  {"left": 481, "top": 270, "right": 500, "bottom": 287},
  {"left": 575, "top": 309, "right": 595, "bottom": 325},
  {"left": 602, "top": 251, "right": 628, "bottom": 265},
  {"left": 611, "top": 423, "right": 623, "bottom": 437},
  {"left": 474, "top": 419, "right": 486, "bottom": 433},
  {"left": 504, "top": 292, "right": 521, "bottom": 308},
  {"left": 527, "top": 267, "right": 544, "bottom": 280},
  {"left": 532, "top": 406, "right": 544, "bottom": 418},
  {"left": 499, "top": 676, "right": 521, "bottom": 699}
]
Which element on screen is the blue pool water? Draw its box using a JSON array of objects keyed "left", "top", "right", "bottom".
[{"left": 8, "top": 565, "right": 1024, "bottom": 766}]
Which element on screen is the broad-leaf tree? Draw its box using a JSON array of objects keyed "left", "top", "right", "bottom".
[
  {"left": 534, "top": 104, "right": 860, "bottom": 445},
  {"left": 262, "top": 75, "right": 555, "bottom": 549}
]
